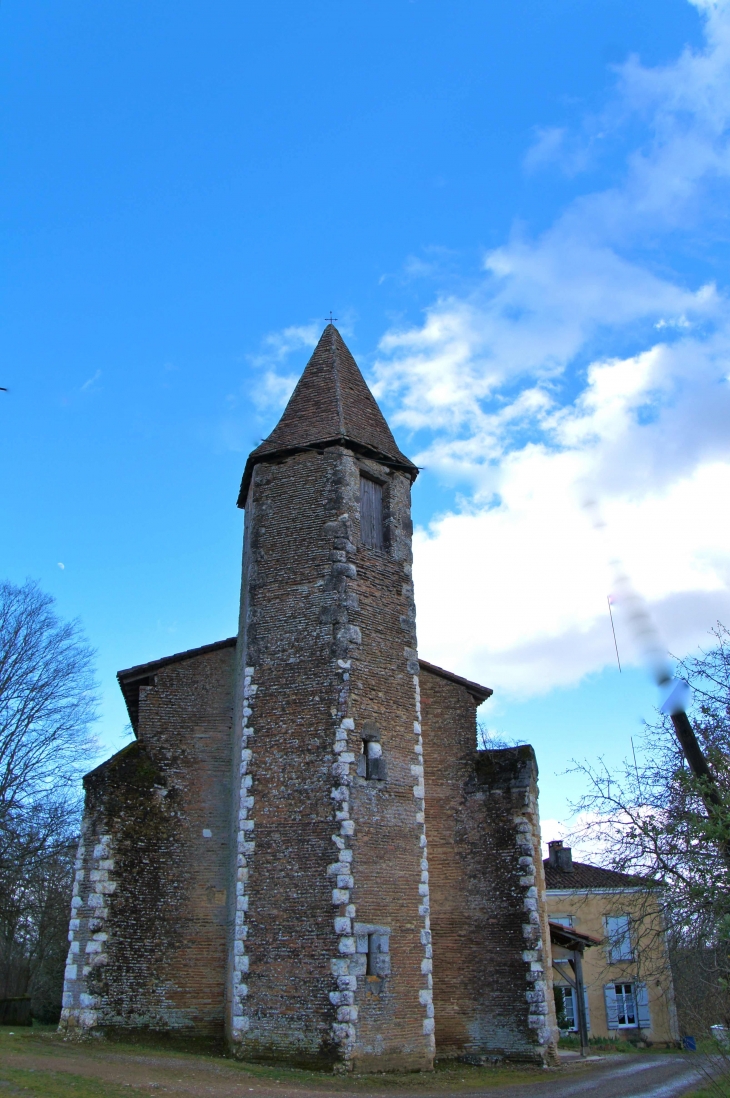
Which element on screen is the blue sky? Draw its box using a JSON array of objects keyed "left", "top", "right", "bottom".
[{"left": 2, "top": 0, "right": 729, "bottom": 839}]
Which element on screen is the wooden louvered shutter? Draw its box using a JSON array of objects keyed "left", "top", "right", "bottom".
[
  {"left": 360, "top": 476, "right": 383, "bottom": 549},
  {"left": 604, "top": 984, "right": 620, "bottom": 1030},
  {"left": 636, "top": 983, "right": 651, "bottom": 1029}
]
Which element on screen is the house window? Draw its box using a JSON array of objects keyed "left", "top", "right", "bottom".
[
  {"left": 554, "top": 984, "right": 590, "bottom": 1033},
  {"left": 360, "top": 476, "right": 384, "bottom": 550},
  {"left": 551, "top": 915, "right": 573, "bottom": 927},
  {"left": 604, "top": 982, "right": 650, "bottom": 1030},
  {"left": 605, "top": 915, "right": 633, "bottom": 962}
]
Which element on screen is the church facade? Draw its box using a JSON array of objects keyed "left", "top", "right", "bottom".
[{"left": 60, "top": 325, "right": 558, "bottom": 1071}]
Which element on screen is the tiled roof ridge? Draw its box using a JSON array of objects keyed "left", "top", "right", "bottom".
[
  {"left": 543, "top": 857, "right": 655, "bottom": 890},
  {"left": 117, "top": 636, "right": 237, "bottom": 681},
  {"left": 237, "top": 324, "right": 418, "bottom": 505},
  {"left": 418, "top": 658, "right": 493, "bottom": 702},
  {"left": 331, "top": 324, "right": 346, "bottom": 437}
]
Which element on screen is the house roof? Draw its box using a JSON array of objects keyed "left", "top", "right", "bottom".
[
  {"left": 117, "top": 638, "right": 492, "bottom": 732},
  {"left": 418, "top": 658, "right": 493, "bottom": 703},
  {"left": 117, "top": 637, "right": 237, "bottom": 734},
  {"left": 548, "top": 921, "right": 603, "bottom": 952},
  {"left": 237, "top": 324, "right": 418, "bottom": 505},
  {"left": 544, "top": 859, "right": 654, "bottom": 891}
]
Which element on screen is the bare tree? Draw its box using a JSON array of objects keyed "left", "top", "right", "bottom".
[
  {"left": 568, "top": 624, "right": 730, "bottom": 1060},
  {"left": 0, "top": 579, "right": 98, "bottom": 1015}
]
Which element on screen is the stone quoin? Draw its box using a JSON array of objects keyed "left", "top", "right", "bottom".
[{"left": 59, "top": 324, "right": 559, "bottom": 1070}]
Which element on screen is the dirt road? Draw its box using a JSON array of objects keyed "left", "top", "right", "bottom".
[{"left": 0, "top": 1032, "right": 703, "bottom": 1098}]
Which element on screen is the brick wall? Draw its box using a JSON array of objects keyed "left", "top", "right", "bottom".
[
  {"left": 420, "top": 669, "right": 558, "bottom": 1063},
  {"left": 59, "top": 644, "right": 235, "bottom": 1038},
  {"left": 227, "top": 446, "right": 432, "bottom": 1071}
]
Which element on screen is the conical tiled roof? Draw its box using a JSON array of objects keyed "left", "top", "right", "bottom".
[{"left": 238, "top": 324, "right": 417, "bottom": 505}]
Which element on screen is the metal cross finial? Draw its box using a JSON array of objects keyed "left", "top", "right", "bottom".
[{"left": 326, "top": 312, "right": 337, "bottom": 325}]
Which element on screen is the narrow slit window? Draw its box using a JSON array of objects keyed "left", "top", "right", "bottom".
[{"left": 360, "top": 476, "right": 384, "bottom": 550}]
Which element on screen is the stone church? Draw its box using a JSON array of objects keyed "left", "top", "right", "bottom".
[{"left": 60, "top": 324, "right": 558, "bottom": 1071}]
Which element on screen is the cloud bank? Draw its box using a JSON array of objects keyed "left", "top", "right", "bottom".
[{"left": 374, "top": 0, "right": 730, "bottom": 696}]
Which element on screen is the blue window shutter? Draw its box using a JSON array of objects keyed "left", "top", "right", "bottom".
[
  {"left": 604, "top": 984, "right": 620, "bottom": 1030},
  {"left": 583, "top": 987, "right": 591, "bottom": 1034},
  {"left": 636, "top": 983, "right": 651, "bottom": 1029}
]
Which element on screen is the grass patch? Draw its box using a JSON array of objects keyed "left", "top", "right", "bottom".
[
  {"left": 0, "top": 1065, "right": 139, "bottom": 1098},
  {"left": 0, "top": 1027, "right": 557, "bottom": 1092}
]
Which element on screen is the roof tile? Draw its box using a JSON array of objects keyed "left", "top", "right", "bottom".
[{"left": 238, "top": 324, "right": 417, "bottom": 504}]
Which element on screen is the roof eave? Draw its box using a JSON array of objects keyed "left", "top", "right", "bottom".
[{"left": 238, "top": 437, "right": 419, "bottom": 508}]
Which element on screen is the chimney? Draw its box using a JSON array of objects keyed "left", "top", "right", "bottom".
[{"left": 548, "top": 840, "right": 573, "bottom": 872}]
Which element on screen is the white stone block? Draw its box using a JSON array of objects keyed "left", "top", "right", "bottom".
[
  {"left": 97, "top": 881, "right": 116, "bottom": 895},
  {"left": 240, "top": 819, "right": 254, "bottom": 832},
  {"left": 337, "top": 875, "right": 354, "bottom": 889},
  {"left": 337, "top": 975, "right": 357, "bottom": 991},
  {"left": 69, "top": 940, "right": 79, "bottom": 953},
  {"left": 332, "top": 889, "right": 349, "bottom": 905},
  {"left": 340, "top": 718, "right": 355, "bottom": 730},
  {"left": 329, "top": 991, "right": 354, "bottom": 1006},
  {"left": 85, "top": 940, "right": 102, "bottom": 953},
  {"left": 423, "top": 1018, "right": 435, "bottom": 1035},
  {"left": 419, "top": 989, "right": 432, "bottom": 1005},
  {"left": 419, "top": 834, "right": 427, "bottom": 847},
  {"left": 338, "top": 937, "right": 356, "bottom": 954},
  {"left": 334, "top": 917, "right": 351, "bottom": 934},
  {"left": 337, "top": 1005, "right": 358, "bottom": 1023},
  {"left": 340, "top": 820, "right": 355, "bottom": 836},
  {"left": 65, "top": 964, "right": 78, "bottom": 981},
  {"left": 330, "top": 958, "right": 349, "bottom": 976},
  {"left": 62, "top": 992, "right": 74, "bottom": 1008},
  {"left": 79, "top": 994, "right": 98, "bottom": 1008},
  {"left": 418, "top": 884, "right": 429, "bottom": 896},
  {"left": 421, "top": 959, "right": 432, "bottom": 974}
]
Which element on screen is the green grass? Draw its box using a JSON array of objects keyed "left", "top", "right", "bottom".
[
  {"left": 0, "top": 1066, "right": 137, "bottom": 1098},
  {"left": 0, "top": 1026, "right": 554, "bottom": 1093}
]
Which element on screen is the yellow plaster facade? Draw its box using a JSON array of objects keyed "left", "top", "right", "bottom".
[{"left": 544, "top": 847, "right": 679, "bottom": 1046}]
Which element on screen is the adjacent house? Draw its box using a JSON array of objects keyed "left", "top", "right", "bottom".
[{"left": 544, "top": 841, "right": 679, "bottom": 1045}]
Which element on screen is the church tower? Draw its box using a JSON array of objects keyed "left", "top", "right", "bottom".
[{"left": 226, "top": 324, "right": 433, "bottom": 1070}]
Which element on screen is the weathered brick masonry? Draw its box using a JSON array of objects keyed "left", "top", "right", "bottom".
[
  {"left": 60, "top": 324, "right": 558, "bottom": 1068},
  {"left": 60, "top": 642, "right": 235, "bottom": 1036},
  {"left": 419, "top": 668, "right": 558, "bottom": 1062}
]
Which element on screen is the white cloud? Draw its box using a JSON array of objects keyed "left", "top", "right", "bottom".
[
  {"left": 80, "top": 369, "right": 102, "bottom": 393},
  {"left": 249, "top": 324, "right": 319, "bottom": 413},
  {"left": 374, "top": 1, "right": 730, "bottom": 697}
]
